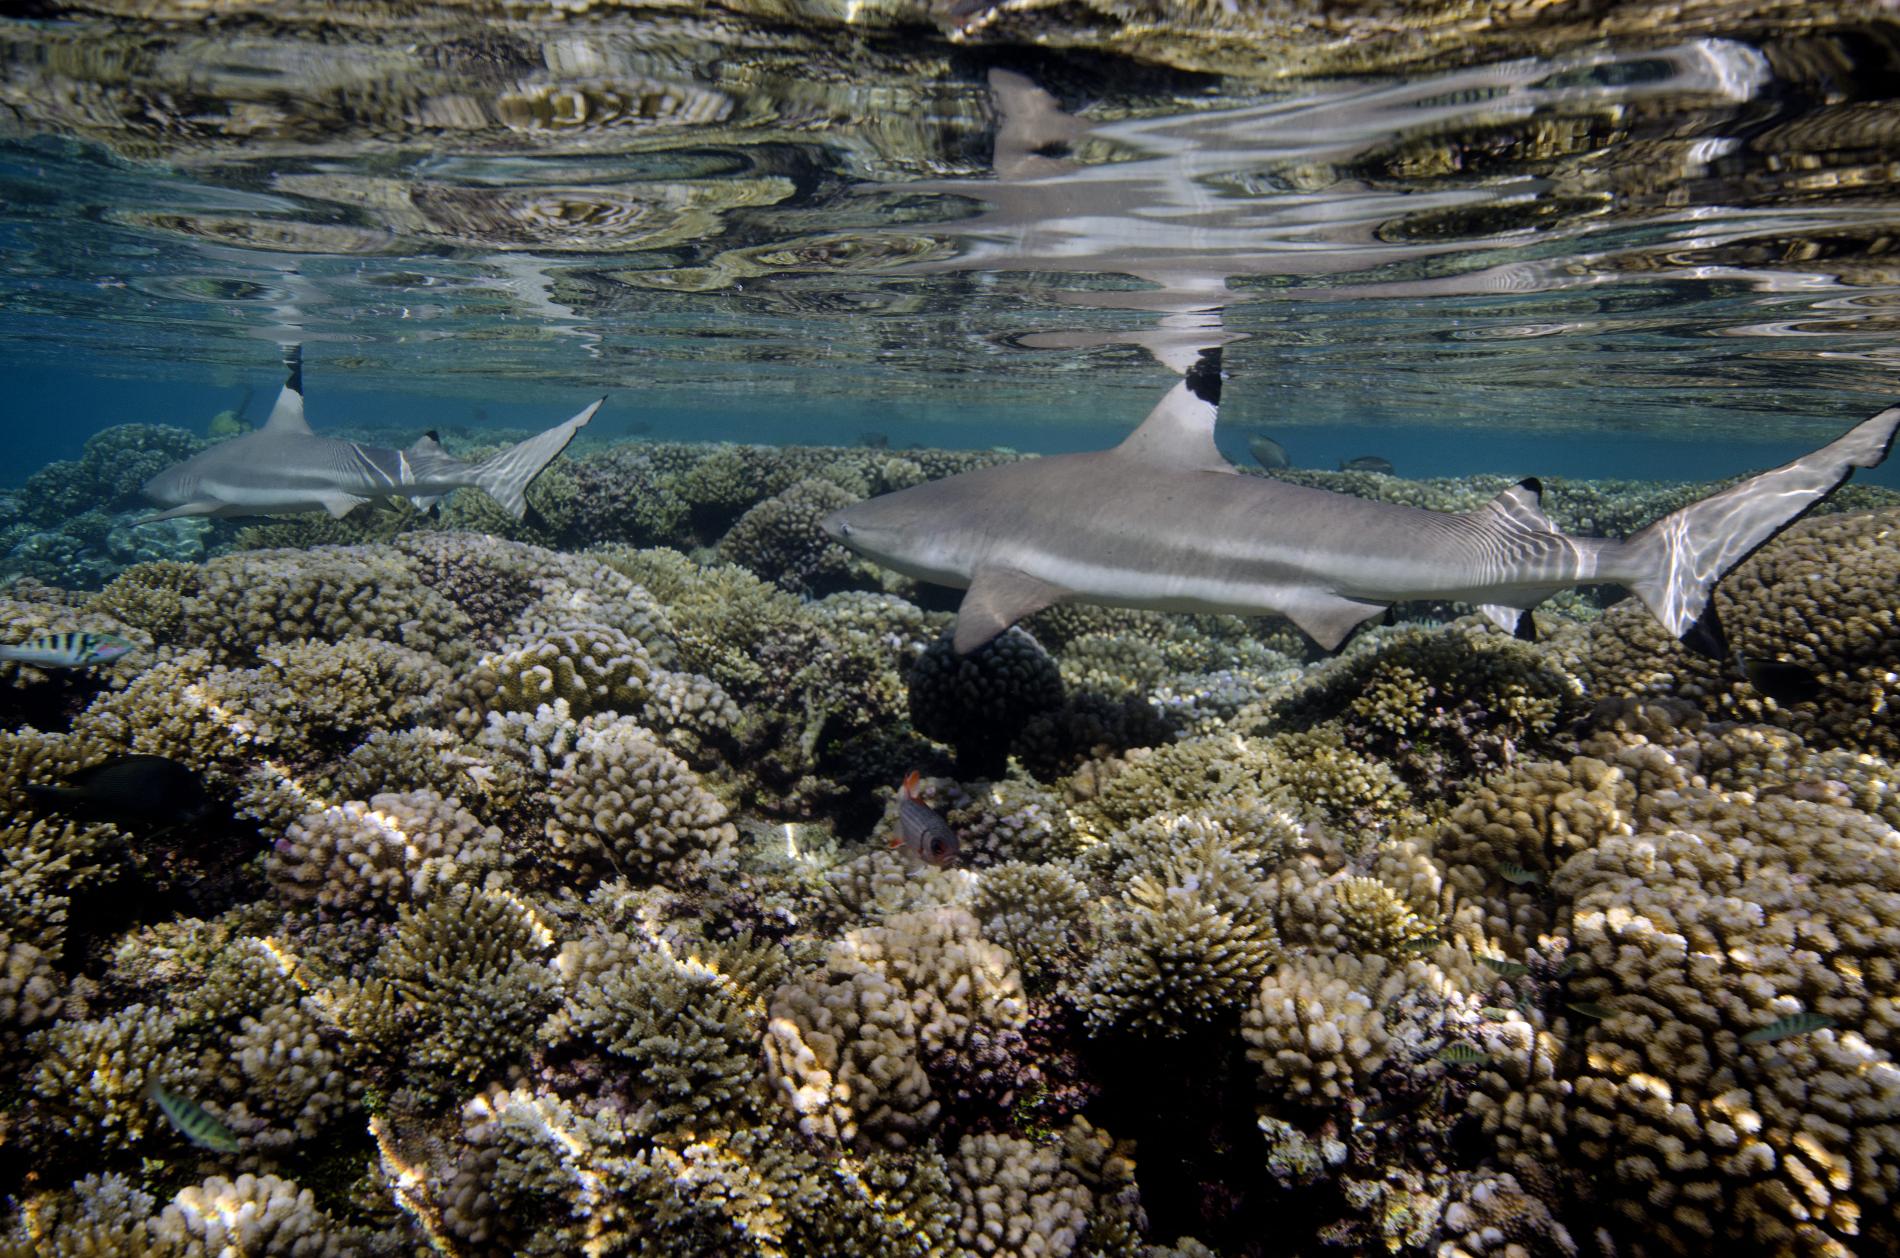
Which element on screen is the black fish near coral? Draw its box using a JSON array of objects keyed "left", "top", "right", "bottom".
[
  {"left": 1740, "top": 654, "right": 1823, "bottom": 705},
  {"left": 25, "top": 754, "right": 212, "bottom": 828}
]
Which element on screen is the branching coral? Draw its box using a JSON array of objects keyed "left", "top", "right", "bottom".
[
  {"left": 380, "top": 884, "right": 557, "bottom": 1088},
  {"left": 909, "top": 627, "right": 1064, "bottom": 775},
  {"left": 547, "top": 921, "right": 765, "bottom": 1138}
]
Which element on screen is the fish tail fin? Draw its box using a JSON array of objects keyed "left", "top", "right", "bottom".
[
  {"left": 901, "top": 770, "right": 922, "bottom": 798},
  {"left": 1620, "top": 404, "right": 1899, "bottom": 658},
  {"left": 469, "top": 397, "right": 604, "bottom": 519}
]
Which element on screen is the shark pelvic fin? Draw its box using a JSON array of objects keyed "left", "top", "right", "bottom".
[
  {"left": 1279, "top": 590, "right": 1388, "bottom": 653},
  {"left": 1111, "top": 349, "right": 1231, "bottom": 474},
  {"left": 952, "top": 566, "right": 1071, "bottom": 655},
  {"left": 321, "top": 493, "right": 370, "bottom": 520}
]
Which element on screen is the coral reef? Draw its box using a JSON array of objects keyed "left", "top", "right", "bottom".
[{"left": 4, "top": 444, "right": 1898, "bottom": 1257}]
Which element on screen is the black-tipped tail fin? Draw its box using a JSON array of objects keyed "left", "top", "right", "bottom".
[
  {"left": 1622, "top": 404, "right": 1898, "bottom": 657},
  {"left": 469, "top": 397, "right": 603, "bottom": 519}
]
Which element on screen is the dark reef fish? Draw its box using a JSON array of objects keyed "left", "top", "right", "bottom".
[
  {"left": 140, "top": 345, "right": 603, "bottom": 522},
  {"left": 1339, "top": 455, "right": 1395, "bottom": 474},
  {"left": 890, "top": 771, "right": 959, "bottom": 868},
  {"left": 25, "top": 754, "right": 212, "bottom": 827},
  {"left": 0, "top": 631, "right": 135, "bottom": 669},
  {"left": 1248, "top": 433, "right": 1289, "bottom": 470},
  {"left": 823, "top": 347, "right": 1900, "bottom": 658},
  {"left": 1739, "top": 654, "right": 1823, "bottom": 705}
]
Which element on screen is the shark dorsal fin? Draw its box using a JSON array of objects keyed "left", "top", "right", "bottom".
[
  {"left": 1474, "top": 478, "right": 1552, "bottom": 533},
  {"left": 1110, "top": 351, "right": 1231, "bottom": 474},
  {"left": 259, "top": 383, "right": 311, "bottom": 437}
]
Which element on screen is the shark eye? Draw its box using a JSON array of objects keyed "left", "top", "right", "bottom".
[{"left": 838, "top": 521, "right": 853, "bottom": 537}]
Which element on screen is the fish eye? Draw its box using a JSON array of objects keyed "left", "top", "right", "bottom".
[{"left": 929, "top": 839, "right": 945, "bottom": 854}]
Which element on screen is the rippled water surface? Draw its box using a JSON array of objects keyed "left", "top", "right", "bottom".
[{"left": 3, "top": 5, "right": 1900, "bottom": 469}]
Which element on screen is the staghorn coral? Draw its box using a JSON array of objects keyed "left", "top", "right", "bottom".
[
  {"left": 268, "top": 790, "right": 508, "bottom": 914},
  {"left": 27, "top": 1004, "right": 194, "bottom": 1152},
  {"left": 1076, "top": 833, "right": 1281, "bottom": 1038},
  {"left": 971, "top": 861, "right": 1093, "bottom": 993},
  {"left": 544, "top": 716, "right": 738, "bottom": 880},
  {"left": 547, "top": 922, "right": 765, "bottom": 1137},
  {"left": 380, "top": 884, "right": 557, "bottom": 1088},
  {"left": 0, "top": 1174, "right": 162, "bottom": 1258}
]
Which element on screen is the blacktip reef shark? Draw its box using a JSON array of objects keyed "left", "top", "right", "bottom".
[
  {"left": 140, "top": 346, "right": 603, "bottom": 522},
  {"left": 822, "top": 350, "right": 1900, "bottom": 658}
]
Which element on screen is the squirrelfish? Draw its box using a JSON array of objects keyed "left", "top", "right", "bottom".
[
  {"left": 891, "top": 771, "right": 960, "bottom": 868},
  {"left": 0, "top": 631, "right": 136, "bottom": 669}
]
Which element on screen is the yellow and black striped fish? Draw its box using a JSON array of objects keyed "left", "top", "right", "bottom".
[
  {"left": 148, "top": 1079, "right": 240, "bottom": 1153},
  {"left": 0, "top": 631, "right": 136, "bottom": 669}
]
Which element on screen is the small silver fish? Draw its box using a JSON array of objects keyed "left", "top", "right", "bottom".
[
  {"left": 149, "top": 1079, "right": 240, "bottom": 1153},
  {"left": 1339, "top": 455, "right": 1395, "bottom": 474},
  {"left": 0, "top": 631, "right": 136, "bottom": 670},
  {"left": 891, "top": 771, "right": 959, "bottom": 868}
]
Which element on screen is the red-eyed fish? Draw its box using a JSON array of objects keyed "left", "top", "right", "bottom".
[
  {"left": 822, "top": 347, "right": 1898, "bottom": 659},
  {"left": 890, "top": 771, "right": 960, "bottom": 868}
]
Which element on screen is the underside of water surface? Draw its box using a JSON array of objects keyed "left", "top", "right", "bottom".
[{"left": 1, "top": 5, "right": 1899, "bottom": 1258}]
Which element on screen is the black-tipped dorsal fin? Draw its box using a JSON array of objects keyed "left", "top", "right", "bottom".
[
  {"left": 1110, "top": 350, "right": 1231, "bottom": 474},
  {"left": 952, "top": 565, "right": 1071, "bottom": 655},
  {"left": 988, "top": 68, "right": 1087, "bottom": 180},
  {"left": 258, "top": 383, "right": 311, "bottom": 436},
  {"left": 1474, "top": 477, "right": 1553, "bottom": 532},
  {"left": 260, "top": 345, "right": 311, "bottom": 436}
]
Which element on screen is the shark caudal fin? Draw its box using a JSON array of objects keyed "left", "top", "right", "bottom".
[
  {"left": 1621, "top": 404, "right": 1900, "bottom": 657},
  {"left": 468, "top": 397, "right": 605, "bottom": 519}
]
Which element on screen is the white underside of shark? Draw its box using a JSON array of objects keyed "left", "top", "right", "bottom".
[
  {"left": 141, "top": 352, "right": 603, "bottom": 523},
  {"left": 822, "top": 350, "right": 1899, "bottom": 658}
]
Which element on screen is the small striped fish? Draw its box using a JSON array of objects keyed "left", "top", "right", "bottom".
[
  {"left": 149, "top": 1079, "right": 239, "bottom": 1153},
  {"left": 891, "top": 771, "right": 959, "bottom": 868},
  {"left": 0, "top": 631, "right": 135, "bottom": 669},
  {"left": 1742, "top": 1012, "right": 1835, "bottom": 1045}
]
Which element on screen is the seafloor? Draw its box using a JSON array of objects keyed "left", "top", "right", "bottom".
[{"left": 1, "top": 421, "right": 1898, "bottom": 1257}]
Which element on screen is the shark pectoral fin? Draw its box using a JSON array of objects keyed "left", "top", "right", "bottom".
[
  {"left": 411, "top": 494, "right": 443, "bottom": 514},
  {"left": 952, "top": 567, "right": 1072, "bottom": 654},
  {"left": 1279, "top": 591, "right": 1388, "bottom": 653},
  {"left": 320, "top": 493, "right": 370, "bottom": 520}
]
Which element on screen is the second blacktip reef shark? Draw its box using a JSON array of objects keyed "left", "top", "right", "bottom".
[
  {"left": 141, "top": 347, "right": 603, "bottom": 522},
  {"left": 822, "top": 350, "right": 1899, "bottom": 658}
]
